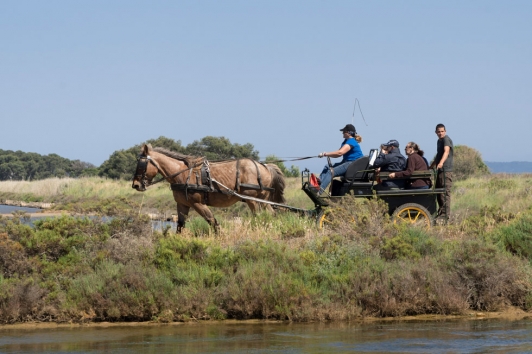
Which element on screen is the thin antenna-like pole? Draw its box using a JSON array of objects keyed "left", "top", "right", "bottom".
[{"left": 352, "top": 98, "right": 368, "bottom": 126}]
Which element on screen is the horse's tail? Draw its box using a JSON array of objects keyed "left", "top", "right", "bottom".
[{"left": 266, "top": 164, "right": 286, "bottom": 204}]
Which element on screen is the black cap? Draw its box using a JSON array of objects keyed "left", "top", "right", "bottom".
[
  {"left": 340, "top": 124, "right": 357, "bottom": 134},
  {"left": 382, "top": 139, "right": 400, "bottom": 148}
]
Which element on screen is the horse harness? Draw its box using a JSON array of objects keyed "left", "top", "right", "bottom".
[
  {"left": 135, "top": 154, "right": 274, "bottom": 205},
  {"left": 171, "top": 159, "right": 275, "bottom": 205}
]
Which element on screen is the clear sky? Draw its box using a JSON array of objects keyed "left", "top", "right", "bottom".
[{"left": 1, "top": 1, "right": 531, "bottom": 173}]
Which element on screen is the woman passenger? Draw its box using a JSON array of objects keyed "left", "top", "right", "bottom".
[{"left": 388, "top": 142, "right": 430, "bottom": 189}]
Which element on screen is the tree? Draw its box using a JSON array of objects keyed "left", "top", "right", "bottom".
[
  {"left": 145, "top": 136, "right": 185, "bottom": 153},
  {"left": 99, "top": 150, "right": 139, "bottom": 180},
  {"left": 264, "top": 155, "right": 300, "bottom": 178},
  {"left": 452, "top": 145, "right": 490, "bottom": 181},
  {"left": 0, "top": 149, "right": 96, "bottom": 180},
  {"left": 185, "top": 136, "right": 259, "bottom": 160},
  {"left": 71, "top": 160, "right": 97, "bottom": 177},
  {"left": 0, "top": 161, "right": 25, "bottom": 180}
]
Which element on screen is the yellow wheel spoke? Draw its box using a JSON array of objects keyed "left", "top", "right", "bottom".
[{"left": 393, "top": 204, "right": 433, "bottom": 228}]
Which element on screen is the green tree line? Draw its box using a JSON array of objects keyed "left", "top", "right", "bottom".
[
  {"left": 1, "top": 137, "right": 490, "bottom": 182},
  {"left": 0, "top": 149, "right": 98, "bottom": 181},
  {"left": 0, "top": 136, "right": 300, "bottom": 181}
]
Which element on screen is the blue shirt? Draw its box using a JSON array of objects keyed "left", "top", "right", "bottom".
[{"left": 341, "top": 137, "right": 363, "bottom": 163}]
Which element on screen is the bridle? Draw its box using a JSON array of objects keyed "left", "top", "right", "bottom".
[
  {"left": 133, "top": 154, "right": 164, "bottom": 190},
  {"left": 133, "top": 154, "right": 202, "bottom": 190}
]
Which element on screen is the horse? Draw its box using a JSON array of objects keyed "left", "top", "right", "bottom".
[{"left": 131, "top": 144, "right": 286, "bottom": 233}]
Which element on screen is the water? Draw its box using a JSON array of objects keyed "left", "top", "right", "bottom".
[
  {"left": 0, "top": 204, "right": 177, "bottom": 231},
  {"left": 0, "top": 205, "right": 42, "bottom": 214},
  {"left": 1, "top": 319, "right": 532, "bottom": 353}
]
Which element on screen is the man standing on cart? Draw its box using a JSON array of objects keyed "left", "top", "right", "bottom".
[{"left": 430, "top": 123, "right": 453, "bottom": 221}]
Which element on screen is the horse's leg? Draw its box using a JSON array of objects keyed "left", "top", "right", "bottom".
[
  {"left": 176, "top": 204, "right": 190, "bottom": 233},
  {"left": 245, "top": 200, "right": 259, "bottom": 214},
  {"left": 191, "top": 203, "right": 219, "bottom": 233},
  {"left": 245, "top": 200, "right": 274, "bottom": 214}
]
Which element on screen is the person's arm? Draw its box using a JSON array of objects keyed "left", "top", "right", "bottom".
[
  {"left": 437, "top": 146, "right": 450, "bottom": 169},
  {"left": 373, "top": 148, "right": 390, "bottom": 168},
  {"left": 321, "top": 144, "right": 351, "bottom": 158},
  {"left": 390, "top": 157, "right": 414, "bottom": 178}
]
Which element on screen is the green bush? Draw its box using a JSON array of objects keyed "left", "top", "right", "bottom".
[
  {"left": 453, "top": 145, "right": 490, "bottom": 181},
  {"left": 491, "top": 213, "right": 532, "bottom": 260}
]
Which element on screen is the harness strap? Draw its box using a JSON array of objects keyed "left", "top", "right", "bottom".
[
  {"left": 170, "top": 182, "right": 273, "bottom": 193},
  {"left": 251, "top": 160, "right": 264, "bottom": 190},
  {"left": 235, "top": 159, "right": 241, "bottom": 192},
  {"left": 185, "top": 167, "right": 193, "bottom": 201},
  {"left": 202, "top": 160, "right": 214, "bottom": 191}
]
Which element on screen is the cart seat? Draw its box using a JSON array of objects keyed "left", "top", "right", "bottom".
[{"left": 342, "top": 149, "right": 378, "bottom": 182}]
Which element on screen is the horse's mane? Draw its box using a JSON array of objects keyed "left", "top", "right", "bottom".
[
  {"left": 153, "top": 147, "right": 203, "bottom": 166},
  {"left": 153, "top": 147, "right": 255, "bottom": 165}
]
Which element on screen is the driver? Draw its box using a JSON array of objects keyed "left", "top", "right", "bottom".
[{"left": 316, "top": 124, "right": 363, "bottom": 194}]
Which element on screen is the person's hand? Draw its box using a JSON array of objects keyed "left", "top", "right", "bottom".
[
  {"left": 318, "top": 152, "right": 326, "bottom": 158},
  {"left": 437, "top": 162, "right": 443, "bottom": 169},
  {"left": 389, "top": 173, "right": 395, "bottom": 178}
]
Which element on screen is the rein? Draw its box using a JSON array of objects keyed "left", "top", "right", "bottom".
[{"left": 260, "top": 156, "right": 317, "bottom": 164}]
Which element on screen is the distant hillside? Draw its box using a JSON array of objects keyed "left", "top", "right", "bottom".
[{"left": 485, "top": 161, "right": 532, "bottom": 173}]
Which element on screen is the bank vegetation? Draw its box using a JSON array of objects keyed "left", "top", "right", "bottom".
[{"left": 1, "top": 173, "right": 532, "bottom": 324}]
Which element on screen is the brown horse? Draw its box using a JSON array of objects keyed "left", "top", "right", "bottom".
[{"left": 132, "top": 144, "right": 286, "bottom": 232}]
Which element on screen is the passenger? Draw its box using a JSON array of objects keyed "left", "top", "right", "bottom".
[
  {"left": 388, "top": 142, "right": 430, "bottom": 189},
  {"left": 317, "top": 124, "right": 363, "bottom": 194},
  {"left": 429, "top": 123, "right": 454, "bottom": 220},
  {"left": 373, "top": 139, "right": 406, "bottom": 189}
]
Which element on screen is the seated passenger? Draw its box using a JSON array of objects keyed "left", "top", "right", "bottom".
[
  {"left": 373, "top": 139, "right": 406, "bottom": 189},
  {"left": 389, "top": 142, "right": 430, "bottom": 189},
  {"left": 317, "top": 124, "right": 363, "bottom": 194}
]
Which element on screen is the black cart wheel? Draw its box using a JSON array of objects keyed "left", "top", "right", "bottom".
[{"left": 392, "top": 203, "right": 433, "bottom": 228}]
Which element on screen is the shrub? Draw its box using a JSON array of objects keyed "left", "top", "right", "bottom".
[
  {"left": 453, "top": 145, "right": 490, "bottom": 181},
  {"left": 491, "top": 213, "right": 532, "bottom": 260}
]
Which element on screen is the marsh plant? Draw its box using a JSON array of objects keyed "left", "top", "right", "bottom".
[{"left": 1, "top": 174, "right": 532, "bottom": 323}]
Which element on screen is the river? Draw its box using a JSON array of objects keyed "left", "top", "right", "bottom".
[
  {"left": 1, "top": 319, "right": 532, "bottom": 353},
  {"left": 0, "top": 204, "right": 177, "bottom": 231},
  {"left": 0, "top": 205, "right": 42, "bottom": 214}
]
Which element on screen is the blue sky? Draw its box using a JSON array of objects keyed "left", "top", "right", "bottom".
[{"left": 1, "top": 1, "right": 530, "bottom": 172}]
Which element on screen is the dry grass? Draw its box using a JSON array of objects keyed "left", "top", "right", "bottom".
[
  {"left": 453, "top": 173, "right": 532, "bottom": 217},
  {"left": 0, "top": 178, "right": 75, "bottom": 197}
]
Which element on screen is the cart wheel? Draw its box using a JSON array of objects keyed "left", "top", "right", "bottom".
[
  {"left": 392, "top": 203, "right": 433, "bottom": 228},
  {"left": 317, "top": 208, "right": 336, "bottom": 229},
  {"left": 316, "top": 208, "right": 355, "bottom": 229}
]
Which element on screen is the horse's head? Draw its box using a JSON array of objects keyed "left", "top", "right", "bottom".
[{"left": 132, "top": 144, "right": 159, "bottom": 191}]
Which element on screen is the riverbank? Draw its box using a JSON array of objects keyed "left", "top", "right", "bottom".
[
  {"left": 1, "top": 211, "right": 66, "bottom": 218},
  {"left": 1, "top": 175, "right": 532, "bottom": 325},
  {"left": 1, "top": 305, "right": 530, "bottom": 331}
]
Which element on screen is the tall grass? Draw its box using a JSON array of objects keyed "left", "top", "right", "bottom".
[
  {"left": 453, "top": 174, "right": 532, "bottom": 218},
  {"left": 2, "top": 173, "right": 530, "bottom": 216}
]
